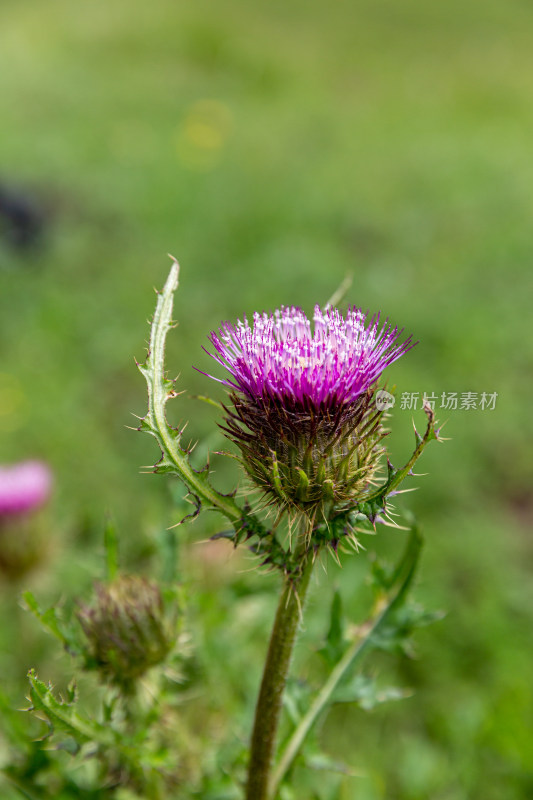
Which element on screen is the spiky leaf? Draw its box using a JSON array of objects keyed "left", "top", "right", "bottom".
[
  {"left": 22, "top": 593, "right": 82, "bottom": 656},
  {"left": 26, "top": 670, "right": 115, "bottom": 748},
  {"left": 136, "top": 260, "right": 243, "bottom": 524}
]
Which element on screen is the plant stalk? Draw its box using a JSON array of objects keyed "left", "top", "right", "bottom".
[
  {"left": 269, "top": 521, "right": 423, "bottom": 795},
  {"left": 245, "top": 548, "right": 314, "bottom": 800}
]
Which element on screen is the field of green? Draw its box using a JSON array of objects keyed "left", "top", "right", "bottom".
[{"left": 1, "top": 1, "right": 532, "bottom": 798}]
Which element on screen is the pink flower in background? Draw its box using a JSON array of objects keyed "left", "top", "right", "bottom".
[{"left": 0, "top": 461, "right": 53, "bottom": 516}]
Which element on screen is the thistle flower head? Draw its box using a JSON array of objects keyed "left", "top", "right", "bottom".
[
  {"left": 0, "top": 461, "right": 52, "bottom": 579},
  {"left": 78, "top": 576, "right": 177, "bottom": 688},
  {"left": 0, "top": 460, "right": 52, "bottom": 517},
  {"left": 207, "top": 305, "right": 412, "bottom": 410},
  {"left": 204, "top": 304, "right": 414, "bottom": 520}
]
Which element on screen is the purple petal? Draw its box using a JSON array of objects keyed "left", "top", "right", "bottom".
[
  {"left": 0, "top": 461, "right": 53, "bottom": 516},
  {"left": 202, "top": 304, "right": 416, "bottom": 409}
]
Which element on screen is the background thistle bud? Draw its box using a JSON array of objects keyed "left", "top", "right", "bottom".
[
  {"left": 78, "top": 575, "right": 176, "bottom": 687},
  {"left": 203, "top": 305, "right": 414, "bottom": 520}
]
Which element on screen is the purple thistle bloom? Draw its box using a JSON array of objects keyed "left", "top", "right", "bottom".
[
  {"left": 202, "top": 303, "right": 415, "bottom": 517},
  {"left": 0, "top": 461, "right": 53, "bottom": 516},
  {"left": 205, "top": 305, "right": 414, "bottom": 409}
]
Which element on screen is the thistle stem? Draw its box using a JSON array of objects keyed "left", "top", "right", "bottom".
[
  {"left": 245, "top": 546, "right": 314, "bottom": 800},
  {"left": 270, "top": 521, "right": 423, "bottom": 795}
]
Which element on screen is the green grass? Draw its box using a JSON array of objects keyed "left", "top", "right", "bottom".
[{"left": 1, "top": 0, "right": 532, "bottom": 797}]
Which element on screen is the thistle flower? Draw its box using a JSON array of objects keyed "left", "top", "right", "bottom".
[
  {"left": 78, "top": 576, "right": 176, "bottom": 688},
  {"left": 0, "top": 461, "right": 52, "bottom": 579},
  {"left": 204, "top": 305, "right": 414, "bottom": 520},
  {"left": 0, "top": 460, "right": 52, "bottom": 517}
]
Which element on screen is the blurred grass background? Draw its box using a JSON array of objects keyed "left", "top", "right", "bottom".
[{"left": 1, "top": 0, "right": 532, "bottom": 797}]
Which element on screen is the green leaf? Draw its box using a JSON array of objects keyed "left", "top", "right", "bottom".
[
  {"left": 136, "top": 259, "right": 244, "bottom": 525},
  {"left": 27, "top": 669, "right": 116, "bottom": 748},
  {"left": 370, "top": 602, "right": 444, "bottom": 656},
  {"left": 332, "top": 673, "right": 411, "bottom": 710},
  {"left": 370, "top": 556, "right": 396, "bottom": 592},
  {"left": 318, "top": 590, "right": 346, "bottom": 666},
  {"left": 22, "top": 593, "right": 82, "bottom": 656},
  {"left": 104, "top": 515, "right": 119, "bottom": 580}
]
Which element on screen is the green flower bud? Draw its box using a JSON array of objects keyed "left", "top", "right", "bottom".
[
  {"left": 78, "top": 576, "right": 176, "bottom": 687},
  {"left": 0, "top": 517, "right": 49, "bottom": 580}
]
